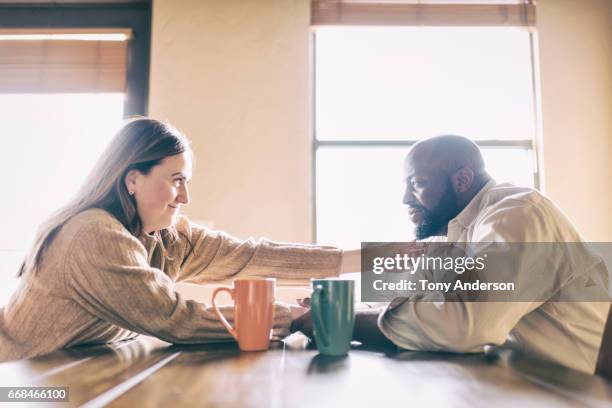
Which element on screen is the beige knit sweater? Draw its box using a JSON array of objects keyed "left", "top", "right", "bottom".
[{"left": 0, "top": 209, "right": 342, "bottom": 361}]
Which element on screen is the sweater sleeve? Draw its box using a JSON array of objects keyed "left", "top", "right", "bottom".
[
  {"left": 169, "top": 217, "right": 343, "bottom": 285},
  {"left": 65, "top": 218, "right": 295, "bottom": 344}
]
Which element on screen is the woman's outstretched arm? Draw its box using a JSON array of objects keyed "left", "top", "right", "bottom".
[
  {"left": 170, "top": 217, "right": 344, "bottom": 285},
  {"left": 65, "top": 216, "right": 298, "bottom": 344}
]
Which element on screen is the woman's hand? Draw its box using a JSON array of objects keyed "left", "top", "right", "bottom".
[
  {"left": 340, "top": 249, "right": 361, "bottom": 274},
  {"left": 289, "top": 304, "right": 309, "bottom": 320},
  {"left": 341, "top": 242, "right": 426, "bottom": 274},
  {"left": 296, "top": 297, "right": 311, "bottom": 308}
]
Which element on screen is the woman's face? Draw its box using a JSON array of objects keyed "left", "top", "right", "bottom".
[{"left": 126, "top": 152, "right": 192, "bottom": 234}]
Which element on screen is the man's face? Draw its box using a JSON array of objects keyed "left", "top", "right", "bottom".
[{"left": 403, "top": 154, "right": 460, "bottom": 240}]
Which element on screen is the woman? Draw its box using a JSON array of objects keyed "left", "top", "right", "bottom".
[{"left": 0, "top": 118, "right": 357, "bottom": 361}]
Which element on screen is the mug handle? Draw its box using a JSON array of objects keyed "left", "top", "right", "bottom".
[
  {"left": 311, "top": 285, "right": 330, "bottom": 347},
  {"left": 212, "top": 287, "right": 238, "bottom": 341}
]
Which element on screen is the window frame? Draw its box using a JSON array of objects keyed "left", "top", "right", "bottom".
[
  {"left": 311, "top": 29, "right": 542, "bottom": 242},
  {"left": 0, "top": 1, "right": 152, "bottom": 116}
]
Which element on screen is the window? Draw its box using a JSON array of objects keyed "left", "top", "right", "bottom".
[
  {"left": 314, "top": 23, "right": 539, "bottom": 248},
  {"left": 0, "top": 3, "right": 151, "bottom": 304}
]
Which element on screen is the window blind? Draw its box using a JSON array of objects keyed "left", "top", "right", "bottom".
[
  {"left": 0, "top": 28, "right": 132, "bottom": 93},
  {"left": 311, "top": 0, "right": 535, "bottom": 27}
]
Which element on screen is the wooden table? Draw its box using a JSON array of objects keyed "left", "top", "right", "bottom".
[{"left": 1, "top": 334, "right": 612, "bottom": 408}]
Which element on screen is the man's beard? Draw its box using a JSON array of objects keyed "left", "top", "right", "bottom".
[{"left": 412, "top": 179, "right": 461, "bottom": 240}]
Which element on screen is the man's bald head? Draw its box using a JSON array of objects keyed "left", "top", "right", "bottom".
[
  {"left": 403, "top": 135, "right": 490, "bottom": 239},
  {"left": 406, "top": 135, "right": 486, "bottom": 179}
]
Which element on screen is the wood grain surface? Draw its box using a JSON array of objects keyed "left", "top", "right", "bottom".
[{"left": 1, "top": 334, "right": 611, "bottom": 408}]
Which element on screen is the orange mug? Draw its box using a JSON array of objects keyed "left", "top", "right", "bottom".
[{"left": 212, "top": 278, "right": 276, "bottom": 351}]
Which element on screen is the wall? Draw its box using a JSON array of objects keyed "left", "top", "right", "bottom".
[
  {"left": 536, "top": 0, "right": 612, "bottom": 240},
  {"left": 149, "top": 0, "right": 314, "bottom": 303},
  {"left": 148, "top": 0, "right": 612, "bottom": 286},
  {"left": 149, "top": 0, "right": 312, "bottom": 245}
]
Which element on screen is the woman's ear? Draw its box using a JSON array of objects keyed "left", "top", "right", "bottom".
[
  {"left": 451, "top": 167, "right": 475, "bottom": 193},
  {"left": 124, "top": 169, "right": 140, "bottom": 195}
]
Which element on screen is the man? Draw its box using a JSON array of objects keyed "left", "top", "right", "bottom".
[{"left": 292, "top": 135, "right": 610, "bottom": 373}]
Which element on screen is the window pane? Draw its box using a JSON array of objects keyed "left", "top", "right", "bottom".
[
  {"left": 316, "top": 147, "right": 411, "bottom": 248},
  {"left": 315, "top": 27, "right": 535, "bottom": 141},
  {"left": 482, "top": 147, "right": 535, "bottom": 188},
  {"left": 316, "top": 146, "right": 534, "bottom": 248}
]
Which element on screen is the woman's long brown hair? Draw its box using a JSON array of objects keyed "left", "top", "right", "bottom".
[{"left": 19, "top": 118, "right": 194, "bottom": 276}]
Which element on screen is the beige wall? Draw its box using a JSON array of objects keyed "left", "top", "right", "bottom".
[
  {"left": 536, "top": 0, "right": 612, "bottom": 240},
  {"left": 149, "top": 0, "right": 312, "bottom": 244},
  {"left": 150, "top": 0, "right": 612, "bottom": 249}
]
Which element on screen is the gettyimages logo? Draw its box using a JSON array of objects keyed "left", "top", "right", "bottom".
[
  {"left": 360, "top": 242, "right": 612, "bottom": 302},
  {"left": 371, "top": 251, "right": 486, "bottom": 275}
]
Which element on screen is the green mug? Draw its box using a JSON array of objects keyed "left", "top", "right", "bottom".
[{"left": 311, "top": 279, "right": 355, "bottom": 356}]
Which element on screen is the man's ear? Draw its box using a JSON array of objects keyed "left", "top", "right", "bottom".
[
  {"left": 124, "top": 169, "right": 140, "bottom": 194},
  {"left": 451, "top": 167, "right": 475, "bottom": 193}
]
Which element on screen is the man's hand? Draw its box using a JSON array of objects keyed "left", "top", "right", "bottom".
[
  {"left": 290, "top": 309, "right": 314, "bottom": 338},
  {"left": 352, "top": 308, "right": 396, "bottom": 348},
  {"left": 289, "top": 308, "right": 396, "bottom": 349}
]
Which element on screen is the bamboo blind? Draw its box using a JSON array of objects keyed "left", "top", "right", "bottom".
[
  {"left": 311, "top": 1, "right": 535, "bottom": 27},
  {"left": 0, "top": 29, "right": 132, "bottom": 93}
]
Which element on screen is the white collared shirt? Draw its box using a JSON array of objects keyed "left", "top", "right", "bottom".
[{"left": 377, "top": 180, "right": 610, "bottom": 373}]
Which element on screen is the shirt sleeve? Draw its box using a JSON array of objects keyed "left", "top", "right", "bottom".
[
  {"left": 377, "top": 201, "right": 553, "bottom": 352},
  {"left": 168, "top": 216, "right": 343, "bottom": 286},
  {"left": 65, "top": 218, "right": 295, "bottom": 344}
]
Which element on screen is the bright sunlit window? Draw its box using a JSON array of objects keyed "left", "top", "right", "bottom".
[
  {"left": 315, "top": 27, "right": 538, "bottom": 248},
  {"left": 0, "top": 25, "right": 134, "bottom": 305},
  {"left": 0, "top": 94, "right": 124, "bottom": 302}
]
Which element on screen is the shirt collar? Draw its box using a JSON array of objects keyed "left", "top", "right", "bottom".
[
  {"left": 139, "top": 232, "right": 157, "bottom": 248},
  {"left": 449, "top": 179, "right": 496, "bottom": 230}
]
